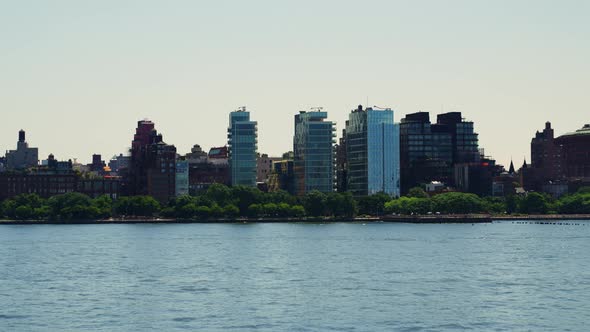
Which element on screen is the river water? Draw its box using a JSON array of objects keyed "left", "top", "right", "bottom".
[{"left": 0, "top": 221, "right": 589, "bottom": 331}]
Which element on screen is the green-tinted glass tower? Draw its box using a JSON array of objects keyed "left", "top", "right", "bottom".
[
  {"left": 346, "top": 105, "right": 400, "bottom": 197},
  {"left": 293, "top": 110, "right": 335, "bottom": 195},
  {"left": 228, "top": 108, "right": 258, "bottom": 187}
]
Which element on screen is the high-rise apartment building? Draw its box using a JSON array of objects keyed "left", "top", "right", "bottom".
[
  {"left": 437, "top": 112, "right": 480, "bottom": 165},
  {"left": 345, "top": 105, "right": 400, "bottom": 197},
  {"left": 531, "top": 122, "right": 564, "bottom": 180},
  {"left": 128, "top": 120, "right": 176, "bottom": 203},
  {"left": 293, "top": 110, "right": 335, "bottom": 195},
  {"left": 399, "top": 111, "right": 480, "bottom": 193},
  {"left": 522, "top": 121, "right": 565, "bottom": 191},
  {"left": 175, "top": 159, "right": 189, "bottom": 196},
  {"left": 228, "top": 108, "right": 258, "bottom": 187},
  {"left": 5, "top": 130, "right": 38, "bottom": 170},
  {"left": 399, "top": 112, "right": 452, "bottom": 193},
  {"left": 335, "top": 128, "right": 348, "bottom": 193}
]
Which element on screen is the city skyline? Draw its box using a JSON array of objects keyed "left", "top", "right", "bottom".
[{"left": 1, "top": 1, "right": 589, "bottom": 165}]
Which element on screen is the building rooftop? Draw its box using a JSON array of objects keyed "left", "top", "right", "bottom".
[{"left": 558, "top": 124, "right": 590, "bottom": 139}]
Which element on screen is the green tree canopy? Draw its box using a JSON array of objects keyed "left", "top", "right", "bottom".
[
  {"left": 557, "top": 192, "right": 590, "bottom": 214},
  {"left": 431, "top": 192, "right": 486, "bottom": 214},
  {"left": 357, "top": 192, "right": 390, "bottom": 216},
  {"left": 408, "top": 187, "right": 429, "bottom": 198},
  {"left": 303, "top": 190, "right": 328, "bottom": 217},
  {"left": 114, "top": 196, "right": 160, "bottom": 217},
  {"left": 518, "top": 192, "right": 549, "bottom": 214},
  {"left": 385, "top": 197, "right": 432, "bottom": 215}
]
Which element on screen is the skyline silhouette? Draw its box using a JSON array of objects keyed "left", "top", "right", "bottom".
[{"left": 1, "top": 0, "right": 588, "bottom": 165}]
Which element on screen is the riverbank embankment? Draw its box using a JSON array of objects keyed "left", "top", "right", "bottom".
[{"left": 2, "top": 214, "right": 590, "bottom": 225}]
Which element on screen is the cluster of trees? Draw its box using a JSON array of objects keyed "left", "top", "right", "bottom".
[
  {"left": 0, "top": 193, "right": 160, "bottom": 220},
  {"left": 163, "top": 184, "right": 355, "bottom": 219},
  {"left": 384, "top": 187, "right": 590, "bottom": 215},
  {"left": 2, "top": 185, "right": 590, "bottom": 221}
]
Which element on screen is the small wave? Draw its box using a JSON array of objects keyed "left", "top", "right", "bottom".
[
  {"left": 172, "top": 317, "right": 196, "bottom": 322},
  {"left": 0, "top": 314, "right": 30, "bottom": 320},
  {"left": 176, "top": 286, "right": 210, "bottom": 293}
]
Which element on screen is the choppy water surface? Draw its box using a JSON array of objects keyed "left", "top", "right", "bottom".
[{"left": 1, "top": 221, "right": 589, "bottom": 331}]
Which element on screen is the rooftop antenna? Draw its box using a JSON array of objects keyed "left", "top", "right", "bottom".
[
  {"left": 310, "top": 106, "right": 323, "bottom": 112},
  {"left": 237, "top": 106, "right": 247, "bottom": 112}
]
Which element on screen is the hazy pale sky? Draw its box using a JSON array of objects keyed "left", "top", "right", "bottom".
[{"left": 1, "top": 0, "right": 589, "bottom": 166}]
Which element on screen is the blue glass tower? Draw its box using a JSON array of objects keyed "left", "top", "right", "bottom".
[
  {"left": 293, "top": 110, "right": 336, "bottom": 195},
  {"left": 346, "top": 105, "right": 400, "bottom": 197},
  {"left": 228, "top": 108, "right": 258, "bottom": 187}
]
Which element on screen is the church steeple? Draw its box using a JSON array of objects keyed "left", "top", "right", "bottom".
[
  {"left": 508, "top": 160, "right": 515, "bottom": 174},
  {"left": 522, "top": 158, "right": 528, "bottom": 169}
]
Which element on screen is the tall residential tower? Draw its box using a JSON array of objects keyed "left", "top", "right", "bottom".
[
  {"left": 346, "top": 105, "right": 400, "bottom": 197},
  {"left": 228, "top": 108, "right": 258, "bottom": 187},
  {"left": 293, "top": 110, "right": 335, "bottom": 195},
  {"left": 128, "top": 120, "right": 177, "bottom": 203},
  {"left": 5, "top": 130, "right": 39, "bottom": 170}
]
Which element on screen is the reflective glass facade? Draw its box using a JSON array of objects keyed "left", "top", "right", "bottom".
[
  {"left": 346, "top": 106, "right": 400, "bottom": 197},
  {"left": 293, "top": 111, "right": 335, "bottom": 195},
  {"left": 399, "top": 112, "right": 480, "bottom": 194},
  {"left": 175, "top": 160, "right": 189, "bottom": 196},
  {"left": 228, "top": 111, "right": 257, "bottom": 187}
]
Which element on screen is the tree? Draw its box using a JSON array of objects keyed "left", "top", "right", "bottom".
[
  {"left": 231, "top": 186, "right": 264, "bottom": 215},
  {"left": 1, "top": 200, "right": 17, "bottom": 219},
  {"left": 92, "top": 195, "right": 113, "bottom": 218},
  {"left": 265, "top": 190, "right": 297, "bottom": 205},
  {"left": 431, "top": 192, "right": 485, "bottom": 214},
  {"left": 272, "top": 203, "right": 288, "bottom": 217},
  {"left": 47, "top": 192, "right": 94, "bottom": 220},
  {"left": 14, "top": 205, "right": 33, "bottom": 220},
  {"left": 557, "top": 192, "right": 590, "bottom": 214},
  {"left": 339, "top": 192, "right": 358, "bottom": 217},
  {"left": 195, "top": 206, "right": 211, "bottom": 219},
  {"left": 177, "top": 203, "right": 198, "bottom": 219},
  {"left": 247, "top": 203, "right": 262, "bottom": 218},
  {"left": 505, "top": 195, "right": 520, "bottom": 214},
  {"left": 262, "top": 203, "right": 279, "bottom": 217},
  {"left": 223, "top": 204, "right": 240, "bottom": 218},
  {"left": 113, "top": 196, "right": 160, "bottom": 217},
  {"left": 172, "top": 195, "right": 198, "bottom": 218},
  {"left": 326, "top": 192, "right": 357, "bottom": 217},
  {"left": 357, "top": 192, "right": 390, "bottom": 216},
  {"left": 209, "top": 203, "right": 224, "bottom": 218},
  {"left": 205, "top": 184, "right": 233, "bottom": 206},
  {"left": 59, "top": 204, "right": 100, "bottom": 220},
  {"left": 408, "top": 187, "right": 429, "bottom": 198},
  {"left": 14, "top": 194, "right": 45, "bottom": 209},
  {"left": 385, "top": 197, "right": 432, "bottom": 215},
  {"left": 33, "top": 206, "right": 51, "bottom": 220},
  {"left": 303, "top": 191, "right": 328, "bottom": 217},
  {"left": 518, "top": 192, "right": 549, "bottom": 214},
  {"left": 289, "top": 205, "right": 306, "bottom": 217},
  {"left": 483, "top": 196, "right": 506, "bottom": 214}
]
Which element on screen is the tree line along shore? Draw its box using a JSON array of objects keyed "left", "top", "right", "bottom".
[{"left": 1, "top": 184, "right": 590, "bottom": 222}]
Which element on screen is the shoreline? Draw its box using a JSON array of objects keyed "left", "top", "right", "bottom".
[{"left": 2, "top": 214, "right": 590, "bottom": 225}]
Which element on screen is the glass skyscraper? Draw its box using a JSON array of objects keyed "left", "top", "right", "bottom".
[
  {"left": 399, "top": 111, "right": 480, "bottom": 194},
  {"left": 293, "top": 110, "right": 335, "bottom": 195},
  {"left": 228, "top": 109, "right": 257, "bottom": 187},
  {"left": 346, "top": 105, "right": 400, "bottom": 197}
]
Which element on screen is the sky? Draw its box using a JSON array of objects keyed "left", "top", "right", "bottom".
[{"left": 1, "top": 0, "right": 589, "bottom": 166}]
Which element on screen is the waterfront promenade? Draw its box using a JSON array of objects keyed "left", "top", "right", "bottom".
[{"left": 2, "top": 214, "right": 590, "bottom": 225}]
